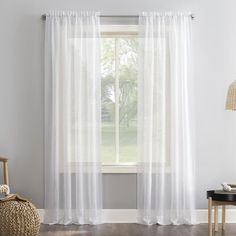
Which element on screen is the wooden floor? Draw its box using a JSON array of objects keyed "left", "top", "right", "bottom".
[{"left": 39, "top": 223, "right": 236, "bottom": 236}]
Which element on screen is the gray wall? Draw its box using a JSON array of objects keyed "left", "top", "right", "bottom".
[{"left": 1, "top": 0, "right": 236, "bottom": 209}]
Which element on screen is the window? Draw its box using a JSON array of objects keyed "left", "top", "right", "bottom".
[
  {"left": 101, "top": 26, "right": 138, "bottom": 173},
  {"left": 63, "top": 25, "right": 170, "bottom": 173}
]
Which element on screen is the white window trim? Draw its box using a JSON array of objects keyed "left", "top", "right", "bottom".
[
  {"left": 59, "top": 163, "right": 171, "bottom": 174},
  {"left": 102, "top": 163, "right": 137, "bottom": 173},
  {"left": 101, "top": 25, "right": 138, "bottom": 173},
  {"left": 101, "top": 24, "right": 138, "bottom": 36},
  {"left": 101, "top": 165, "right": 171, "bottom": 174}
]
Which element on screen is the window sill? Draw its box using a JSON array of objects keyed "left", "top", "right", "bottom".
[
  {"left": 102, "top": 164, "right": 137, "bottom": 173},
  {"left": 59, "top": 163, "right": 171, "bottom": 174}
]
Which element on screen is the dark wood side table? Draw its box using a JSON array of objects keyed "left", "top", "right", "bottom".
[{"left": 207, "top": 190, "right": 236, "bottom": 236}]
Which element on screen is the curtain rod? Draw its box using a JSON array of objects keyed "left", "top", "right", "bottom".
[{"left": 41, "top": 14, "right": 195, "bottom": 20}]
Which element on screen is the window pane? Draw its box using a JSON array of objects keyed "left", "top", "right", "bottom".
[
  {"left": 101, "top": 38, "right": 116, "bottom": 163},
  {"left": 101, "top": 36, "right": 138, "bottom": 165},
  {"left": 118, "top": 38, "right": 138, "bottom": 163}
]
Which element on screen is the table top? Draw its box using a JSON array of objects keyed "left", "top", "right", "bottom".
[{"left": 207, "top": 190, "right": 236, "bottom": 202}]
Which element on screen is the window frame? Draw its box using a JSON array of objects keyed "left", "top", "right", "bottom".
[{"left": 101, "top": 25, "right": 138, "bottom": 173}]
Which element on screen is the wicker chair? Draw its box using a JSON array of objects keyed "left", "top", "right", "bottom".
[{"left": 0, "top": 157, "right": 40, "bottom": 236}]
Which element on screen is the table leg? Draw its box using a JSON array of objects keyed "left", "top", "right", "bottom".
[
  {"left": 222, "top": 205, "right": 226, "bottom": 230},
  {"left": 208, "top": 197, "right": 212, "bottom": 236},
  {"left": 214, "top": 206, "right": 218, "bottom": 231}
]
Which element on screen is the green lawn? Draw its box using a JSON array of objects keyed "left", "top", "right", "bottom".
[{"left": 102, "top": 124, "right": 137, "bottom": 163}]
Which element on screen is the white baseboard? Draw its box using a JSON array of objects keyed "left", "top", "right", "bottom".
[{"left": 38, "top": 209, "right": 236, "bottom": 224}]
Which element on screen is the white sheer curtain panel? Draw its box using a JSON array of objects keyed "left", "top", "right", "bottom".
[
  {"left": 137, "top": 12, "right": 196, "bottom": 225},
  {"left": 44, "top": 11, "right": 102, "bottom": 225}
]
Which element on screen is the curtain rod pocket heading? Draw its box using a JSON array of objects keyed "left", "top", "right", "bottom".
[
  {"left": 140, "top": 11, "right": 193, "bottom": 17},
  {"left": 41, "top": 12, "right": 195, "bottom": 20},
  {"left": 44, "top": 11, "right": 100, "bottom": 17}
]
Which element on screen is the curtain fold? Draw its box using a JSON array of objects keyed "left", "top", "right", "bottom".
[
  {"left": 44, "top": 11, "right": 102, "bottom": 225},
  {"left": 137, "top": 12, "right": 196, "bottom": 225}
]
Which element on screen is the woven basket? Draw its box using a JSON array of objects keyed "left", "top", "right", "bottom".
[{"left": 0, "top": 194, "right": 40, "bottom": 236}]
